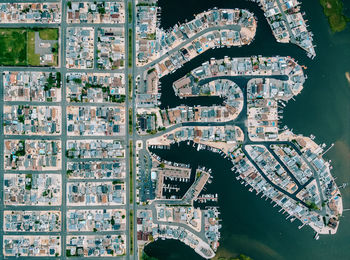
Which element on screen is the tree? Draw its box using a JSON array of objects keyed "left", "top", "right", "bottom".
[
  {"left": 72, "top": 78, "right": 82, "bottom": 84},
  {"left": 18, "top": 115, "right": 25, "bottom": 124},
  {"left": 98, "top": 7, "right": 106, "bottom": 15},
  {"left": 56, "top": 72, "right": 61, "bottom": 87},
  {"left": 307, "top": 201, "right": 319, "bottom": 210},
  {"left": 45, "top": 72, "right": 55, "bottom": 91}
]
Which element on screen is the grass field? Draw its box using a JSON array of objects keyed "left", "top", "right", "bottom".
[
  {"left": 39, "top": 28, "right": 59, "bottom": 40},
  {"left": 0, "top": 28, "right": 58, "bottom": 66},
  {"left": 0, "top": 28, "right": 27, "bottom": 66}
]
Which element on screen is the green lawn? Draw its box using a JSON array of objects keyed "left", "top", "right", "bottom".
[
  {"left": 130, "top": 210, "right": 133, "bottom": 254},
  {"left": 128, "top": 74, "right": 132, "bottom": 99},
  {"left": 0, "top": 28, "right": 27, "bottom": 66},
  {"left": 128, "top": 29, "right": 133, "bottom": 67},
  {"left": 320, "top": 0, "right": 350, "bottom": 32},
  {"left": 129, "top": 140, "right": 133, "bottom": 204},
  {"left": 27, "top": 30, "right": 40, "bottom": 66},
  {"left": 38, "top": 28, "right": 59, "bottom": 40},
  {"left": 0, "top": 28, "right": 58, "bottom": 66},
  {"left": 128, "top": 2, "right": 132, "bottom": 22},
  {"left": 128, "top": 108, "right": 133, "bottom": 134}
]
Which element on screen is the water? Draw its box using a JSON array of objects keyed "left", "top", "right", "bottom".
[{"left": 144, "top": 0, "right": 350, "bottom": 259}]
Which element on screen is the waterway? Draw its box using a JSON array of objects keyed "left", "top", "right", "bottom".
[{"left": 144, "top": 0, "right": 350, "bottom": 259}]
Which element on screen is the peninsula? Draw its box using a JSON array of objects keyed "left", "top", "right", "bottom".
[{"left": 0, "top": 0, "right": 343, "bottom": 259}]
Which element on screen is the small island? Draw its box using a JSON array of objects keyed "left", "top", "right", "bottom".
[{"left": 320, "top": 0, "right": 350, "bottom": 32}]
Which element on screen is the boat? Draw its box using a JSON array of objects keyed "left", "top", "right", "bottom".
[
  {"left": 339, "top": 183, "right": 348, "bottom": 189},
  {"left": 313, "top": 233, "right": 319, "bottom": 240}
]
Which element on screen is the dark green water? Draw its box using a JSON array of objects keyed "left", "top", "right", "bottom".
[{"left": 144, "top": 0, "right": 350, "bottom": 259}]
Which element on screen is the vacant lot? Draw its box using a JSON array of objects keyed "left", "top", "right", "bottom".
[{"left": 0, "top": 28, "right": 59, "bottom": 66}]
